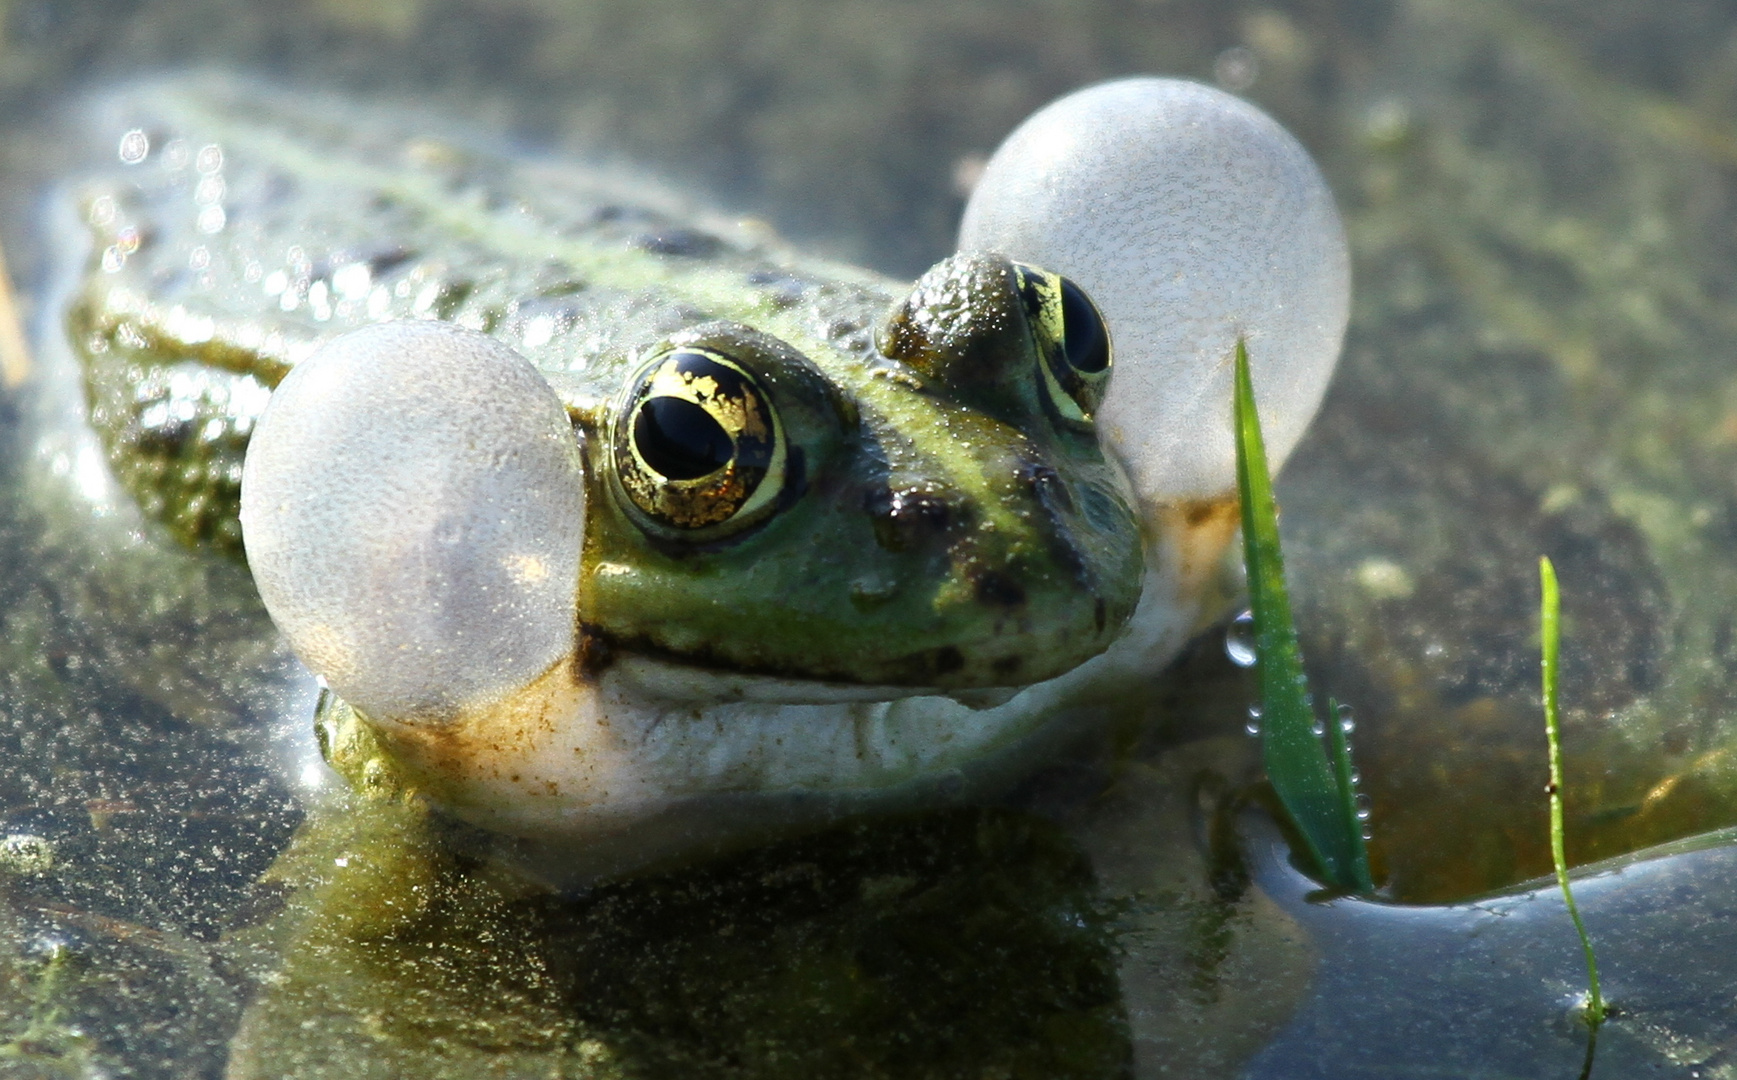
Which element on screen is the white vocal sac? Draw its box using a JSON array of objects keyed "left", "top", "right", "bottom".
[
  {"left": 239, "top": 320, "right": 586, "bottom": 727},
  {"left": 959, "top": 77, "right": 1350, "bottom": 504}
]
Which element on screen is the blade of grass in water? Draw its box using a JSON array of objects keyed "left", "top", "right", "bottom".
[
  {"left": 1233, "top": 339, "right": 1372, "bottom": 893},
  {"left": 1541, "top": 556, "right": 1605, "bottom": 1027}
]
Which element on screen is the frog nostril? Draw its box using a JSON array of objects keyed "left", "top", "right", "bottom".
[
  {"left": 866, "top": 488, "right": 957, "bottom": 551},
  {"left": 1017, "top": 460, "right": 1074, "bottom": 515}
]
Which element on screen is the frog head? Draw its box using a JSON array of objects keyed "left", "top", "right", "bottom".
[
  {"left": 240, "top": 248, "right": 1142, "bottom": 725},
  {"left": 577, "top": 251, "right": 1141, "bottom": 691}
]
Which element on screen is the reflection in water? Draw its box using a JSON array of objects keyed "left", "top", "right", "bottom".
[
  {"left": 224, "top": 799, "right": 1132, "bottom": 1079},
  {"left": 1243, "top": 819, "right": 1737, "bottom": 1078}
]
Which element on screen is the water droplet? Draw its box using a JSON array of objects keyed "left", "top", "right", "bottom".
[
  {"left": 1337, "top": 703, "right": 1356, "bottom": 734},
  {"left": 118, "top": 128, "right": 149, "bottom": 164},
  {"left": 1225, "top": 610, "right": 1257, "bottom": 667}
]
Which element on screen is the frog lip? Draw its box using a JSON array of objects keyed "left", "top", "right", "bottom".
[
  {"left": 603, "top": 652, "right": 950, "bottom": 707},
  {"left": 582, "top": 604, "right": 1129, "bottom": 691}
]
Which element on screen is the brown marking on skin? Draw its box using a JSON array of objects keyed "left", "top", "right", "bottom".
[
  {"left": 575, "top": 623, "right": 614, "bottom": 680},
  {"left": 1184, "top": 498, "right": 1239, "bottom": 528},
  {"left": 1156, "top": 496, "right": 1242, "bottom": 585},
  {"left": 366, "top": 656, "right": 591, "bottom": 809}
]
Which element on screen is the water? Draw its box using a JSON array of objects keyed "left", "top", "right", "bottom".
[
  {"left": 3, "top": 0, "right": 1737, "bottom": 1076},
  {"left": 1225, "top": 608, "right": 1258, "bottom": 667}
]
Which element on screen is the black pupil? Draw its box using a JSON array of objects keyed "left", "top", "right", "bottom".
[
  {"left": 635, "top": 397, "right": 734, "bottom": 480},
  {"left": 1058, "top": 277, "right": 1110, "bottom": 374}
]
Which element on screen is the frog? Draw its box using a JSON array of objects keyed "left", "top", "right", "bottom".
[{"left": 64, "top": 75, "right": 1348, "bottom": 880}]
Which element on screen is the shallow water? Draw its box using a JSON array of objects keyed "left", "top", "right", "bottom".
[{"left": 5, "top": 0, "right": 1737, "bottom": 1075}]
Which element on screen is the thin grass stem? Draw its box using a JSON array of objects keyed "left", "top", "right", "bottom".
[{"left": 1541, "top": 555, "right": 1605, "bottom": 1028}]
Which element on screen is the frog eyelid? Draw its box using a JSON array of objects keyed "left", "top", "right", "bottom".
[
  {"left": 1011, "top": 262, "right": 1113, "bottom": 431},
  {"left": 612, "top": 346, "right": 790, "bottom": 539}
]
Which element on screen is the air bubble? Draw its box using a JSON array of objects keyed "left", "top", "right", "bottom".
[
  {"left": 117, "top": 128, "right": 149, "bottom": 164},
  {"left": 1225, "top": 609, "right": 1257, "bottom": 667},
  {"left": 1245, "top": 704, "right": 1263, "bottom": 736},
  {"left": 1310, "top": 718, "right": 1325, "bottom": 737},
  {"left": 1337, "top": 703, "right": 1356, "bottom": 734},
  {"left": 1355, "top": 794, "right": 1373, "bottom": 821}
]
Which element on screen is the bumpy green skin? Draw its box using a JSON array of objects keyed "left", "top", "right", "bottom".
[{"left": 70, "top": 79, "right": 1141, "bottom": 691}]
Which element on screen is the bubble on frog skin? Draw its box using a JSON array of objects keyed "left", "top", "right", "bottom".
[
  {"left": 1225, "top": 608, "right": 1257, "bottom": 667},
  {"left": 959, "top": 78, "right": 1349, "bottom": 503},
  {"left": 240, "top": 321, "right": 584, "bottom": 726},
  {"left": 117, "top": 127, "right": 149, "bottom": 164}
]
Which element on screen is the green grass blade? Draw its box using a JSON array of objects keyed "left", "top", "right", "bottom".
[
  {"left": 1541, "top": 556, "right": 1605, "bottom": 1027},
  {"left": 1233, "top": 339, "right": 1370, "bottom": 891}
]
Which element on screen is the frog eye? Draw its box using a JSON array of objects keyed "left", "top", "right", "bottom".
[
  {"left": 614, "top": 347, "right": 787, "bottom": 536},
  {"left": 1012, "top": 262, "right": 1113, "bottom": 429}
]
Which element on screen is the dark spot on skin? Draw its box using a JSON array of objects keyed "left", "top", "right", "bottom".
[
  {"left": 993, "top": 655, "right": 1023, "bottom": 677},
  {"left": 368, "top": 246, "right": 415, "bottom": 276},
  {"left": 633, "top": 228, "right": 722, "bottom": 257},
  {"left": 538, "top": 277, "right": 588, "bottom": 297},
  {"left": 746, "top": 270, "right": 808, "bottom": 309},
  {"left": 866, "top": 488, "right": 955, "bottom": 551},
  {"left": 933, "top": 647, "right": 964, "bottom": 675},
  {"left": 1094, "top": 598, "right": 1107, "bottom": 634},
  {"left": 974, "top": 571, "right": 1026, "bottom": 608},
  {"left": 575, "top": 622, "right": 614, "bottom": 680}
]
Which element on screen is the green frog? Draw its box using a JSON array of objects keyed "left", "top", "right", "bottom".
[{"left": 65, "top": 76, "right": 1346, "bottom": 878}]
